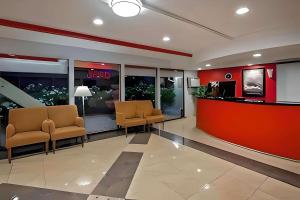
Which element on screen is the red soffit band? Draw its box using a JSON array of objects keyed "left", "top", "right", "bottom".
[
  {"left": 0, "top": 53, "right": 59, "bottom": 62},
  {"left": 0, "top": 19, "right": 193, "bottom": 58}
]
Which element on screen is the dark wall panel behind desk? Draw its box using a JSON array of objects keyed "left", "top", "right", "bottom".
[{"left": 198, "top": 64, "right": 276, "bottom": 102}]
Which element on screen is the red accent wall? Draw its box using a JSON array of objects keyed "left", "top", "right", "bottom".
[
  {"left": 198, "top": 64, "right": 276, "bottom": 102},
  {"left": 197, "top": 99, "right": 300, "bottom": 160}
]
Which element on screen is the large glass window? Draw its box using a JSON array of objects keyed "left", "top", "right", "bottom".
[
  {"left": 74, "top": 60, "right": 120, "bottom": 133},
  {"left": 160, "top": 69, "right": 184, "bottom": 120},
  {"left": 0, "top": 58, "right": 69, "bottom": 147},
  {"left": 125, "top": 66, "right": 156, "bottom": 105}
]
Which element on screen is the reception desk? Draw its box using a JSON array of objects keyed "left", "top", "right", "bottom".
[{"left": 196, "top": 98, "right": 300, "bottom": 160}]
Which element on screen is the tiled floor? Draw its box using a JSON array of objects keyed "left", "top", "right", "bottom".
[
  {"left": 0, "top": 117, "right": 299, "bottom": 200},
  {"left": 159, "top": 117, "right": 300, "bottom": 174}
]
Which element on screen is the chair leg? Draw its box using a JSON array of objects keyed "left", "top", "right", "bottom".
[
  {"left": 81, "top": 136, "right": 84, "bottom": 148},
  {"left": 125, "top": 127, "right": 128, "bottom": 138},
  {"left": 45, "top": 142, "right": 49, "bottom": 155},
  {"left": 52, "top": 140, "right": 56, "bottom": 154},
  {"left": 8, "top": 148, "right": 12, "bottom": 164},
  {"left": 148, "top": 124, "right": 150, "bottom": 132},
  {"left": 143, "top": 124, "right": 146, "bottom": 133}
]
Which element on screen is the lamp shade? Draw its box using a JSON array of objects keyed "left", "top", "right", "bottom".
[{"left": 74, "top": 86, "right": 92, "bottom": 97}]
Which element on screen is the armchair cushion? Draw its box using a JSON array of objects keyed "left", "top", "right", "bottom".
[
  {"left": 114, "top": 101, "right": 137, "bottom": 119},
  {"left": 6, "top": 131, "right": 50, "bottom": 148},
  {"left": 152, "top": 108, "right": 162, "bottom": 115},
  {"left": 8, "top": 107, "right": 48, "bottom": 132},
  {"left": 47, "top": 105, "right": 78, "bottom": 128},
  {"left": 50, "top": 126, "right": 85, "bottom": 141},
  {"left": 145, "top": 115, "right": 164, "bottom": 124},
  {"left": 136, "top": 100, "right": 154, "bottom": 117},
  {"left": 123, "top": 118, "right": 146, "bottom": 128}
]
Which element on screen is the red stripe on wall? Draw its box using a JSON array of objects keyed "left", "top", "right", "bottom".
[
  {"left": 0, "top": 19, "right": 193, "bottom": 58},
  {"left": 0, "top": 53, "right": 59, "bottom": 62}
]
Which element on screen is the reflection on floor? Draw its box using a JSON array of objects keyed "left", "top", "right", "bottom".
[
  {"left": 159, "top": 117, "right": 300, "bottom": 174},
  {"left": 0, "top": 118, "right": 299, "bottom": 200},
  {"left": 84, "top": 114, "right": 117, "bottom": 133}
]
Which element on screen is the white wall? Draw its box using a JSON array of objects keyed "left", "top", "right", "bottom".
[
  {"left": 184, "top": 70, "right": 198, "bottom": 117},
  {"left": 277, "top": 62, "right": 300, "bottom": 102}
]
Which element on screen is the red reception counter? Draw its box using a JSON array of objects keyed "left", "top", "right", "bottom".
[{"left": 196, "top": 98, "right": 300, "bottom": 160}]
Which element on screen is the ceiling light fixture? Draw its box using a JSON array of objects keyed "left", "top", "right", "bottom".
[
  {"left": 198, "top": 68, "right": 202, "bottom": 70},
  {"left": 163, "top": 36, "right": 171, "bottom": 42},
  {"left": 93, "top": 18, "right": 104, "bottom": 25},
  {"left": 111, "top": 0, "right": 142, "bottom": 17},
  {"left": 253, "top": 53, "right": 262, "bottom": 58},
  {"left": 205, "top": 64, "right": 211, "bottom": 67},
  {"left": 236, "top": 7, "right": 249, "bottom": 15}
]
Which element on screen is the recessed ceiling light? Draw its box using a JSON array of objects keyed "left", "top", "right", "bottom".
[
  {"left": 247, "top": 64, "right": 253, "bottom": 66},
  {"left": 90, "top": 69, "right": 94, "bottom": 70},
  {"left": 198, "top": 68, "right": 202, "bottom": 70},
  {"left": 163, "top": 36, "right": 171, "bottom": 42},
  {"left": 205, "top": 64, "right": 211, "bottom": 67},
  {"left": 111, "top": 0, "right": 142, "bottom": 17},
  {"left": 101, "top": 63, "right": 105, "bottom": 65},
  {"left": 236, "top": 7, "right": 249, "bottom": 15},
  {"left": 93, "top": 18, "right": 104, "bottom": 25},
  {"left": 253, "top": 53, "right": 262, "bottom": 58}
]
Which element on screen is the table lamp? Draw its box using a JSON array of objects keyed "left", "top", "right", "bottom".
[{"left": 74, "top": 86, "right": 92, "bottom": 118}]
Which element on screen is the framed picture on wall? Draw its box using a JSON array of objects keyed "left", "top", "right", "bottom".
[{"left": 242, "top": 68, "right": 265, "bottom": 97}]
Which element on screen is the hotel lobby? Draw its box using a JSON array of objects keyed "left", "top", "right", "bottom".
[{"left": 0, "top": 0, "right": 299, "bottom": 199}]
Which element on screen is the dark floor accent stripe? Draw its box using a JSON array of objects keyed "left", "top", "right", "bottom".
[
  {"left": 129, "top": 133, "right": 151, "bottom": 144},
  {"left": 92, "top": 152, "right": 143, "bottom": 198},
  {"left": 153, "top": 129, "right": 300, "bottom": 188},
  {"left": 0, "top": 183, "right": 88, "bottom": 200}
]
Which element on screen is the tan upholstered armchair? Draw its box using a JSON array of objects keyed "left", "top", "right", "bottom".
[
  {"left": 136, "top": 100, "right": 164, "bottom": 131},
  {"left": 114, "top": 101, "right": 146, "bottom": 137},
  {"left": 5, "top": 107, "right": 51, "bottom": 163},
  {"left": 47, "top": 105, "right": 86, "bottom": 153}
]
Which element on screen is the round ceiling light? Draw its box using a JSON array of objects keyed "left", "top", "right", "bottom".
[
  {"left": 236, "top": 7, "right": 249, "bottom": 15},
  {"left": 163, "top": 36, "right": 171, "bottom": 42},
  {"left": 93, "top": 18, "right": 104, "bottom": 25},
  {"left": 205, "top": 64, "right": 211, "bottom": 67},
  {"left": 111, "top": 0, "right": 142, "bottom": 17},
  {"left": 253, "top": 53, "right": 262, "bottom": 57}
]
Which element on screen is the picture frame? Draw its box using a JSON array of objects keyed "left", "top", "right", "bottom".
[{"left": 242, "top": 68, "right": 265, "bottom": 97}]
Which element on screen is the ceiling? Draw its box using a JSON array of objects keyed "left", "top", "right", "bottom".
[{"left": 0, "top": 0, "right": 300, "bottom": 69}]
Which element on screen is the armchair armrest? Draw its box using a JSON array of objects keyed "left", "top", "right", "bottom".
[
  {"left": 116, "top": 112, "right": 125, "bottom": 126},
  {"left": 75, "top": 117, "right": 84, "bottom": 127},
  {"left": 48, "top": 120, "right": 56, "bottom": 134},
  {"left": 153, "top": 109, "right": 162, "bottom": 115},
  {"left": 42, "top": 120, "right": 50, "bottom": 133},
  {"left": 6, "top": 124, "right": 15, "bottom": 139}
]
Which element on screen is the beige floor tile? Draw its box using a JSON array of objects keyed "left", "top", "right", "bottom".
[
  {"left": 161, "top": 117, "right": 300, "bottom": 174},
  {"left": 8, "top": 155, "right": 45, "bottom": 187},
  {"left": 0, "top": 160, "right": 11, "bottom": 184},
  {"left": 188, "top": 167, "right": 267, "bottom": 200},
  {"left": 126, "top": 173, "right": 185, "bottom": 200},
  {"left": 259, "top": 178, "right": 300, "bottom": 200},
  {"left": 249, "top": 190, "right": 280, "bottom": 200}
]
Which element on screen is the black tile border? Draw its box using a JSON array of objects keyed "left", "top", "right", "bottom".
[
  {"left": 0, "top": 183, "right": 88, "bottom": 200},
  {"left": 92, "top": 152, "right": 143, "bottom": 198},
  {"left": 153, "top": 129, "right": 300, "bottom": 188},
  {"left": 129, "top": 133, "right": 151, "bottom": 144}
]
